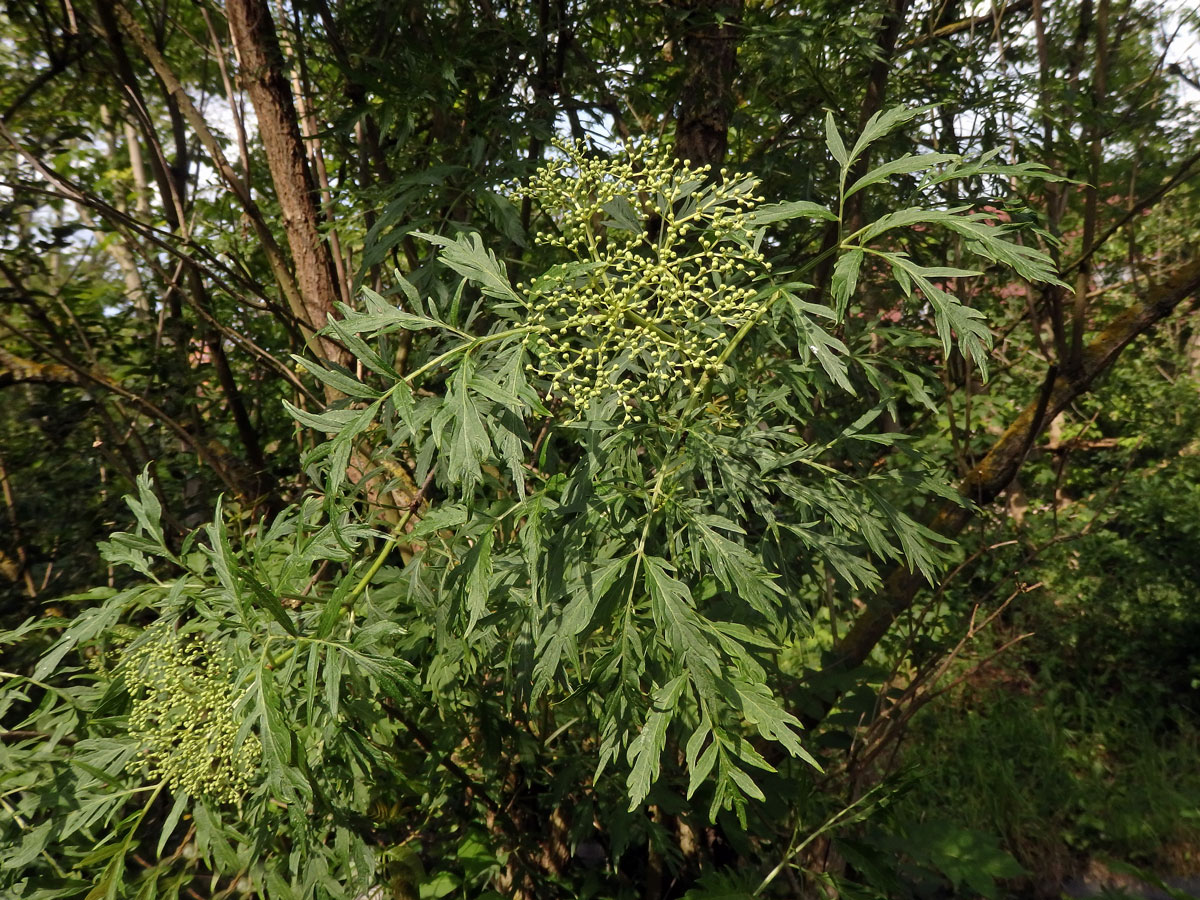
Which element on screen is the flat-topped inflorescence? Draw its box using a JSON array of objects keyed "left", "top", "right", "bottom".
[
  {"left": 517, "top": 139, "right": 769, "bottom": 421},
  {"left": 120, "top": 628, "right": 260, "bottom": 805}
]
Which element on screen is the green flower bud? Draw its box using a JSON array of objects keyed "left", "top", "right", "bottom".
[
  {"left": 516, "top": 138, "right": 767, "bottom": 421},
  {"left": 119, "top": 627, "right": 260, "bottom": 805}
]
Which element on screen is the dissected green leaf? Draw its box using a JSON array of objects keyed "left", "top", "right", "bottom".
[
  {"left": 844, "top": 152, "right": 958, "bottom": 199},
  {"left": 626, "top": 675, "right": 686, "bottom": 809},
  {"left": 825, "top": 110, "right": 849, "bottom": 169},
  {"left": 831, "top": 247, "right": 864, "bottom": 319},
  {"left": 747, "top": 200, "right": 837, "bottom": 226},
  {"left": 415, "top": 230, "right": 521, "bottom": 302}
]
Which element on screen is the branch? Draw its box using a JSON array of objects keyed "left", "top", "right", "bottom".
[
  {"left": 0, "top": 159, "right": 316, "bottom": 400},
  {"left": 1063, "top": 137, "right": 1200, "bottom": 277},
  {"left": 0, "top": 346, "right": 77, "bottom": 387},
  {"left": 816, "top": 255, "right": 1200, "bottom": 701},
  {"left": 1, "top": 39, "right": 87, "bottom": 123},
  {"left": 0, "top": 314, "right": 250, "bottom": 499},
  {"left": 0, "top": 129, "right": 279, "bottom": 316},
  {"left": 907, "top": 0, "right": 1033, "bottom": 48},
  {"left": 225, "top": 0, "right": 349, "bottom": 370}
]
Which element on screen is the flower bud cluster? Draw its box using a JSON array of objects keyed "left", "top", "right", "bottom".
[
  {"left": 120, "top": 628, "right": 260, "bottom": 805},
  {"left": 518, "top": 139, "right": 769, "bottom": 420}
]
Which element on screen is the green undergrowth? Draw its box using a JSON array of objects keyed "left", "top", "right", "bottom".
[
  {"left": 889, "top": 365, "right": 1200, "bottom": 896},
  {"left": 895, "top": 667, "right": 1200, "bottom": 890}
]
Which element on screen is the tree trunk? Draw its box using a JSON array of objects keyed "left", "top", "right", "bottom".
[
  {"left": 673, "top": 0, "right": 743, "bottom": 169},
  {"left": 225, "top": 0, "right": 348, "bottom": 368}
]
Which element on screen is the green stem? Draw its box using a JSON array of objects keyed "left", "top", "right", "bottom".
[
  {"left": 125, "top": 780, "right": 165, "bottom": 841},
  {"left": 753, "top": 786, "right": 885, "bottom": 896},
  {"left": 692, "top": 283, "right": 790, "bottom": 412},
  {"left": 267, "top": 483, "right": 430, "bottom": 673},
  {"left": 268, "top": 330, "right": 529, "bottom": 674},
  {"left": 399, "top": 326, "right": 531, "bottom": 386},
  {"left": 344, "top": 502, "right": 423, "bottom": 607},
  {"left": 623, "top": 307, "right": 677, "bottom": 344}
]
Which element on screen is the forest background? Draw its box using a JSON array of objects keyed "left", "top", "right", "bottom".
[{"left": 2, "top": 1, "right": 1200, "bottom": 898}]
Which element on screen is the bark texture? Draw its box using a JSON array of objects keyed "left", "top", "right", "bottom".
[
  {"left": 226, "top": 0, "right": 347, "bottom": 366},
  {"left": 673, "top": 0, "right": 743, "bottom": 168}
]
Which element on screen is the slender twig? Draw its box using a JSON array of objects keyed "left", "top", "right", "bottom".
[
  {"left": 0, "top": 312, "right": 245, "bottom": 497},
  {"left": 344, "top": 468, "right": 437, "bottom": 607},
  {"left": 0, "top": 730, "right": 77, "bottom": 744},
  {"left": 1064, "top": 138, "right": 1200, "bottom": 277}
]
